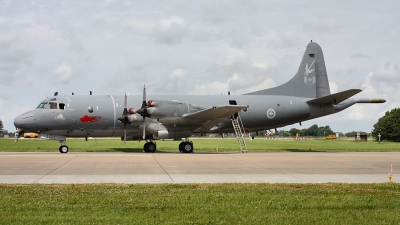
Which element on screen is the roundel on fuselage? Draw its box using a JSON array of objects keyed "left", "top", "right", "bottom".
[{"left": 266, "top": 108, "right": 276, "bottom": 119}]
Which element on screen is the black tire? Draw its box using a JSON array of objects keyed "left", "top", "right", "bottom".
[
  {"left": 143, "top": 142, "right": 156, "bottom": 153},
  {"left": 59, "top": 145, "right": 69, "bottom": 153},
  {"left": 181, "top": 142, "right": 193, "bottom": 153},
  {"left": 178, "top": 142, "right": 185, "bottom": 152}
]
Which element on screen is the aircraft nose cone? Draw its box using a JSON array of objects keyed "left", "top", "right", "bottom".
[{"left": 14, "top": 111, "right": 37, "bottom": 130}]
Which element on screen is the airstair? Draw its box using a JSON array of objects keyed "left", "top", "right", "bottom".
[{"left": 231, "top": 113, "right": 248, "bottom": 153}]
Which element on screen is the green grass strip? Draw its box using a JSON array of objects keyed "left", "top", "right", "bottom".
[{"left": 1, "top": 183, "right": 400, "bottom": 224}]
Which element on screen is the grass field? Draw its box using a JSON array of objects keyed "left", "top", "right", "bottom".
[
  {"left": 1, "top": 183, "right": 399, "bottom": 224},
  {"left": 1, "top": 137, "right": 400, "bottom": 152}
]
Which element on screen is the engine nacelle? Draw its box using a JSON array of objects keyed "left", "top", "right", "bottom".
[{"left": 147, "top": 100, "right": 208, "bottom": 119}]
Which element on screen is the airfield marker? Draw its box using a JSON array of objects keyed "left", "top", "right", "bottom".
[{"left": 388, "top": 164, "right": 393, "bottom": 183}]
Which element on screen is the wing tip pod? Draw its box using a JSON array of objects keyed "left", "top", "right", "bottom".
[{"left": 357, "top": 98, "right": 386, "bottom": 103}]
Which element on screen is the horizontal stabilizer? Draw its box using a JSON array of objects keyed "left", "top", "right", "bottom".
[{"left": 307, "top": 89, "right": 362, "bottom": 105}]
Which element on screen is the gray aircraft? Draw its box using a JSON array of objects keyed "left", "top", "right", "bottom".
[{"left": 14, "top": 41, "right": 385, "bottom": 153}]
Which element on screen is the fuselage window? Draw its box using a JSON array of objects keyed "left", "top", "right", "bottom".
[{"left": 59, "top": 103, "right": 65, "bottom": 110}]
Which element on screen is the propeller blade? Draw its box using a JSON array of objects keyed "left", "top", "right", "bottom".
[
  {"left": 142, "top": 117, "right": 146, "bottom": 140},
  {"left": 141, "top": 85, "right": 147, "bottom": 108},
  {"left": 124, "top": 123, "right": 126, "bottom": 145},
  {"left": 123, "top": 93, "right": 128, "bottom": 116}
]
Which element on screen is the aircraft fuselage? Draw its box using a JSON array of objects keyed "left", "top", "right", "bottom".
[{"left": 14, "top": 94, "right": 351, "bottom": 139}]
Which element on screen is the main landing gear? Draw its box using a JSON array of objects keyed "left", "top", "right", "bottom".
[
  {"left": 179, "top": 137, "right": 194, "bottom": 153},
  {"left": 143, "top": 142, "right": 156, "bottom": 153},
  {"left": 142, "top": 138, "right": 194, "bottom": 153},
  {"left": 59, "top": 140, "right": 69, "bottom": 153},
  {"left": 179, "top": 141, "right": 194, "bottom": 153}
]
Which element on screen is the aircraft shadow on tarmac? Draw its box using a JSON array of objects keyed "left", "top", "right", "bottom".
[
  {"left": 285, "top": 149, "right": 326, "bottom": 152},
  {"left": 114, "top": 148, "right": 241, "bottom": 154},
  {"left": 116, "top": 148, "right": 327, "bottom": 153}
]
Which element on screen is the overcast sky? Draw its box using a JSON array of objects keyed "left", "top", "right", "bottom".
[{"left": 1, "top": 0, "right": 399, "bottom": 133}]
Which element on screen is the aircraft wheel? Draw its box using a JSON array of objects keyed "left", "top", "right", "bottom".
[
  {"left": 59, "top": 145, "right": 69, "bottom": 153},
  {"left": 178, "top": 142, "right": 184, "bottom": 152},
  {"left": 143, "top": 142, "right": 156, "bottom": 153},
  {"left": 181, "top": 142, "right": 193, "bottom": 153}
]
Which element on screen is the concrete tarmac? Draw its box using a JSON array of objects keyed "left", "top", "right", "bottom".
[{"left": 0, "top": 152, "right": 398, "bottom": 184}]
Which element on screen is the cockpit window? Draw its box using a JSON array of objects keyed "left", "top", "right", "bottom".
[
  {"left": 37, "top": 101, "right": 65, "bottom": 110},
  {"left": 49, "top": 102, "right": 58, "bottom": 109},
  {"left": 37, "top": 103, "right": 46, "bottom": 108},
  {"left": 39, "top": 101, "right": 58, "bottom": 109}
]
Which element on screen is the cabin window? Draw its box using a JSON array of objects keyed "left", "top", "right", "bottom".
[{"left": 59, "top": 103, "right": 65, "bottom": 110}]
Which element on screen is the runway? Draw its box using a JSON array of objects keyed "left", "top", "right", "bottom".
[{"left": 0, "top": 152, "right": 398, "bottom": 184}]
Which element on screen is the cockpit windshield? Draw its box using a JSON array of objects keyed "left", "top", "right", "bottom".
[
  {"left": 36, "top": 101, "right": 64, "bottom": 110},
  {"left": 37, "top": 103, "right": 47, "bottom": 108}
]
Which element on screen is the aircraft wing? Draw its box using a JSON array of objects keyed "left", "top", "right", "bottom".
[
  {"left": 182, "top": 105, "right": 248, "bottom": 131},
  {"left": 307, "top": 89, "right": 362, "bottom": 105}
]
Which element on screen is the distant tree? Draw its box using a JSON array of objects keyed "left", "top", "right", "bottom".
[
  {"left": 291, "top": 124, "right": 336, "bottom": 137},
  {"left": 278, "top": 130, "right": 290, "bottom": 137},
  {"left": 345, "top": 131, "right": 368, "bottom": 137},
  {"left": 317, "top": 125, "right": 335, "bottom": 136},
  {"left": 308, "top": 124, "right": 319, "bottom": 136},
  {"left": 0, "top": 120, "right": 3, "bottom": 136},
  {"left": 372, "top": 108, "right": 400, "bottom": 142},
  {"left": 289, "top": 128, "right": 300, "bottom": 136}
]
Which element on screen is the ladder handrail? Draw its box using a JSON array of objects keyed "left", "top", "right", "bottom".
[{"left": 231, "top": 113, "right": 248, "bottom": 153}]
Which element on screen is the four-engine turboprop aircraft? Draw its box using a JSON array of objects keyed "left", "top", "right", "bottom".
[{"left": 14, "top": 42, "right": 385, "bottom": 153}]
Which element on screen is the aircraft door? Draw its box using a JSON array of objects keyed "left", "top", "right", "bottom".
[{"left": 229, "top": 100, "right": 239, "bottom": 119}]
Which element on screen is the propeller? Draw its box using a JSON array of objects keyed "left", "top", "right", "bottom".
[
  {"left": 117, "top": 93, "right": 136, "bottom": 144},
  {"left": 118, "top": 86, "right": 153, "bottom": 142},
  {"left": 141, "top": 85, "right": 146, "bottom": 140},
  {"left": 134, "top": 85, "right": 155, "bottom": 140}
]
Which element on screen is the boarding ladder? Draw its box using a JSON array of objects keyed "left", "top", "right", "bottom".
[{"left": 231, "top": 113, "right": 248, "bottom": 153}]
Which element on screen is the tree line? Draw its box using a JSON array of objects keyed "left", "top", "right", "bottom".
[
  {"left": 253, "top": 124, "right": 372, "bottom": 138},
  {"left": 372, "top": 108, "right": 400, "bottom": 142}
]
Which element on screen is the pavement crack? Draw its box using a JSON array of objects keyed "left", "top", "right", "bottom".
[
  {"left": 33, "top": 154, "right": 79, "bottom": 183},
  {"left": 152, "top": 154, "right": 175, "bottom": 183}
]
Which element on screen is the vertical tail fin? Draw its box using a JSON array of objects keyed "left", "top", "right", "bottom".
[{"left": 245, "top": 42, "right": 330, "bottom": 98}]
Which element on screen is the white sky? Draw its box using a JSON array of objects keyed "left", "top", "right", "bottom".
[{"left": 1, "top": 0, "right": 399, "bottom": 133}]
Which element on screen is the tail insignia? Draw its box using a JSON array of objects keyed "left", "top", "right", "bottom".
[{"left": 304, "top": 59, "right": 316, "bottom": 84}]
